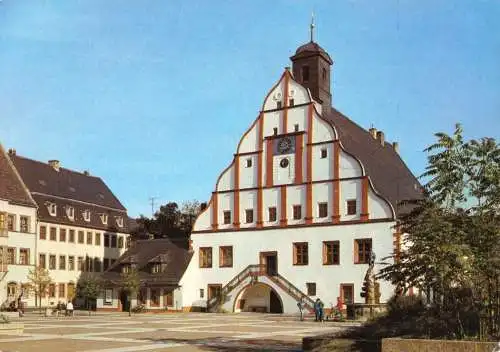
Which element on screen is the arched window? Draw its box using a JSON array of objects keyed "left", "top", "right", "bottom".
[{"left": 7, "top": 282, "right": 17, "bottom": 296}]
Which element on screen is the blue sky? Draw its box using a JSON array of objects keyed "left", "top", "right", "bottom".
[{"left": 1, "top": 1, "right": 498, "bottom": 217}]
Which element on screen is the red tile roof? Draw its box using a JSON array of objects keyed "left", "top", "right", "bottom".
[{"left": 0, "top": 145, "right": 36, "bottom": 207}]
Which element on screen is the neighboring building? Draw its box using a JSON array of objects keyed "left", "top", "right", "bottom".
[
  {"left": 9, "top": 150, "right": 131, "bottom": 307},
  {"left": 179, "top": 37, "right": 421, "bottom": 313},
  {"left": 0, "top": 144, "right": 38, "bottom": 308},
  {"left": 98, "top": 238, "right": 192, "bottom": 312}
]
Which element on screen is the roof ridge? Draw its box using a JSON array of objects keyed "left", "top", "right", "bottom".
[{"left": 12, "top": 154, "right": 99, "bottom": 178}]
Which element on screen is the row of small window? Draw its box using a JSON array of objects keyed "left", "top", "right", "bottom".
[
  {"left": 38, "top": 253, "right": 117, "bottom": 272},
  {"left": 198, "top": 239, "right": 372, "bottom": 269},
  {"left": 6, "top": 282, "right": 76, "bottom": 299},
  {"left": 130, "top": 288, "right": 174, "bottom": 307},
  {"left": 274, "top": 99, "right": 296, "bottom": 110},
  {"left": 46, "top": 202, "right": 124, "bottom": 227},
  {"left": 243, "top": 148, "right": 328, "bottom": 168},
  {"left": 0, "top": 247, "right": 30, "bottom": 265},
  {"left": 221, "top": 200, "right": 358, "bottom": 225},
  {"left": 39, "top": 226, "right": 128, "bottom": 248},
  {"left": 122, "top": 263, "right": 162, "bottom": 274},
  {"left": 0, "top": 213, "right": 30, "bottom": 233}
]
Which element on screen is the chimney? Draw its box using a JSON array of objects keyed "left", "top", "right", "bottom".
[
  {"left": 83, "top": 170, "right": 90, "bottom": 176},
  {"left": 7, "top": 148, "right": 16, "bottom": 156},
  {"left": 368, "top": 127, "right": 377, "bottom": 139},
  {"left": 376, "top": 131, "right": 385, "bottom": 146},
  {"left": 48, "top": 160, "right": 60, "bottom": 171},
  {"left": 392, "top": 142, "right": 399, "bottom": 154}
]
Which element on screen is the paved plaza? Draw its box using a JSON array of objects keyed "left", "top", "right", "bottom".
[{"left": 0, "top": 312, "right": 351, "bottom": 351}]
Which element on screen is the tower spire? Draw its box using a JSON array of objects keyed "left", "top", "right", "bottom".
[{"left": 310, "top": 12, "right": 315, "bottom": 42}]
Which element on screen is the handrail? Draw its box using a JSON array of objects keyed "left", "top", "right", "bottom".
[{"left": 269, "top": 272, "right": 315, "bottom": 308}]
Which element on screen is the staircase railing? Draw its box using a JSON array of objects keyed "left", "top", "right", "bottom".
[
  {"left": 207, "top": 264, "right": 263, "bottom": 309},
  {"left": 267, "top": 272, "right": 316, "bottom": 310}
]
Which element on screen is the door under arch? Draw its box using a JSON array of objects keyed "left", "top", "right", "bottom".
[{"left": 269, "top": 289, "right": 283, "bottom": 313}]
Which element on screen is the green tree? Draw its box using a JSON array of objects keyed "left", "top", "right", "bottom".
[
  {"left": 76, "top": 273, "right": 102, "bottom": 315},
  {"left": 379, "top": 124, "right": 500, "bottom": 340},
  {"left": 120, "top": 268, "right": 141, "bottom": 317},
  {"left": 26, "top": 266, "right": 52, "bottom": 312}
]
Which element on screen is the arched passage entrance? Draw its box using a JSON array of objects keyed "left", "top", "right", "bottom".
[{"left": 233, "top": 282, "right": 283, "bottom": 313}]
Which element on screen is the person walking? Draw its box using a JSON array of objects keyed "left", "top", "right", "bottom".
[
  {"left": 318, "top": 299, "right": 324, "bottom": 322},
  {"left": 314, "top": 298, "right": 320, "bottom": 322},
  {"left": 297, "top": 297, "right": 305, "bottom": 321},
  {"left": 66, "top": 301, "right": 74, "bottom": 317}
]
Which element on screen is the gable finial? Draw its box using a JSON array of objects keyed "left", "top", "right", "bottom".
[{"left": 310, "top": 12, "right": 315, "bottom": 42}]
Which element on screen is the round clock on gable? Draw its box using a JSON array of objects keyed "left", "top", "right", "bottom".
[
  {"left": 278, "top": 137, "right": 292, "bottom": 154},
  {"left": 280, "top": 158, "right": 289, "bottom": 168}
]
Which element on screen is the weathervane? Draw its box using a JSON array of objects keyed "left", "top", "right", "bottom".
[{"left": 310, "top": 12, "right": 315, "bottom": 42}]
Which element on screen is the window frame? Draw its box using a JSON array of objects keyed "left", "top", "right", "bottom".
[
  {"left": 318, "top": 202, "right": 328, "bottom": 218},
  {"left": 320, "top": 148, "right": 328, "bottom": 159},
  {"left": 245, "top": 209, "right": 254, "bottom": 224},
  {"left": 293, "top": 242, "right": 308, "bottom": 266},
  {"left": 246, "top": 158, "right": 252, "bottom": 168},
  {"left": 306, "top": 282, "right": 316, "bottom": 296},
  {"left": 323, "top": 241, "right": 340, "bottom": 265},
  {"left": 199, "top": 247, "right": 213, "bottom": 268},
  {"left": 219, "top": 246, "right": 233, "bottom": 268},
  {"left": 268, "top": 207, "right": 277, "bottom": 222},
  {"left": 20, "top": 216, "right": 29, "bottom": 233},
  {"left": 7, "top": 214, "right": 15, "bottom": 231},
  {"left": 49, "top": 227, "right": 57, "bottom": 241},
  {"left": 293, "top": 205, "right": 302, "bottom": 220},
  {"left": 223, "top": 211, "right": 231, "bottom": 225},
  {"left": 19, "top": 248, "right": 29, "bottom": 265},
  {"left": 354, "top": 238, "right": 372, "bottom": 264},
  {"left": 347, "top": 199, "right": 357, "bottom": 215}
]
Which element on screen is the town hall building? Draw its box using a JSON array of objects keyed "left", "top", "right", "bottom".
[{"left": 179, "top": 35, "right": 421, "bottom": 313}]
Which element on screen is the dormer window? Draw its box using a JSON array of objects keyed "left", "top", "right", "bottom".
[
  {"left": 48, "top": 203, "right": 57, "bottom": 217},
  {"left": 116, "top": 216, "right": 123, "bottom": 228},
  {"left": 100, "top": 214, "right": 108, "bottom": 225},
  {"left": 66, "top": 206, "right": 75, "bottom": 220},
  {"left": 152, "top": 264, "right": 161, "bottom": 274},
  {"left": 83, "top": 210, "right": 91, "bottom": 222}
]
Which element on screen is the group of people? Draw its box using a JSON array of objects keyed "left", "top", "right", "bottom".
[
  {"left": 51, "top": 301, "right": 74, "bottom": 317},
  {"left": 314, "top": 298, "right": 324, "bottom": 322},
  {"left": 297, "top": 296, "right": 345, "bottom": 322}
]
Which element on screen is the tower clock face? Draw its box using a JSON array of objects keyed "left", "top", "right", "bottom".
[
  {"left": 278, "top": 137, "right": 292, "bottom": 154},
  {"left": 280, "top": 158, "right": 289, "bottom": 168}
]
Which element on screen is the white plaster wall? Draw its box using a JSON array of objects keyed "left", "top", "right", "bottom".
[
  {"left": 340, "top": 179, "right": 361, "bottom": 221},
  {"left": 286, "top": 106, "right": 307, "bottom": 134},
  {"left": 288, "top": 79, "right": 310, "bottom": 107},
  {"left": 193, "top": 202, "right": 212, "bottom": 231},
  {"left": 339, "top": 150, "right": 362, "bottom": 178},
  {"left": 312, "top": 144, "right": 334, "bottom": 181},
  {"left": 239, "top": 155, "right": 258, "bottom": 189},
  {"left": 286, "top": 185, "right": 306, "bottom": 225},
  {"left": 239, "top": 190, "right": 257, "bottom": 229},
  {"left": 238, "top": 122, "right": 259, "bottom": 154},
  {"left": 312, "top": 183, "right": 332, "bottom": 223},
  {"left": 218, "top": 193, "right": 233, "bottom": 229},
  {"left": 216, "top": 164, "right": 234, "bottom": 192},
  {"left": 262, "top": 111, "right": 281, "bottom": 138},
  {"left": 263, "top": 80, "right": 285, "bottom": 111},
  {"left": 181, "top": 221, "right": 396, "bottom": 312},
  {"left": 368, "top": 188, "right": 393, "bottom": 219},
  {"left": 262, "top": 188, "right": 279, "bottom": 226}
]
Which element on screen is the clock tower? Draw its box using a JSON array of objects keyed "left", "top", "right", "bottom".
[{"left": 290, "top": 22, "right": 333, "bottom": 113}]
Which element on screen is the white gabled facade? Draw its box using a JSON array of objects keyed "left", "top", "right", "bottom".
[{"left": 180, "top": 55, "right": 401, "bottom": 313}]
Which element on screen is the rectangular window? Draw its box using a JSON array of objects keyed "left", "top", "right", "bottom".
[
  {"left": 94, "top": 257, "right": 101, "bottom": 272},
  {"left": 85, "top": 256, "right": 92, "bottom": 272},
  {"left": 118, "top": 236, "right": 124, "bottom": 248},
  {"left": 245, "top": 209, "right": 254, "bottom": 224},
  {"left": 50, "top": 227, "right": 57, "bottom": 241},
  {"left": 20, "top": 216, "right": 29, "bottom": 233},
  {"left": 49, "top": 284, "right": 56, "bottom": 298},
  {"left": 207, "top": 284, "right": 222, "bottom": 300},
  {"left": 58, "top": 283, "right": 65, "bottom": 298},
  {"left": 223, "top": 211, "right": 231, "bottom": 225},
  {"left": 69, "top": 229, "right": 75, "bottom": 243},
  {"left": 341, "top": 284, "right": 354, "bottom": 304},
  {"left": 290, "top": 98, "right": 295, "bottom": 107},
  {"left": 323, "top": 241, "right": 340, "bottom": 265},
  {"left": 219, "top": 246, "right": 233, "bottom": 268},
  {"left": 150, "top": 288, "right": 160, "bottom": 306},
  {"left": 320, "top": 148, "right": 328, "bottom": 159},
  {"left": 152, "top": 263, "right": 161, "bottom": 273},
  {"left": 95, "top": 233, "right": 101, "bottom": 246},
  {"left": 59, "top": 228, "right": 66, "bottom": 242},
  {"left": 68, "top": 256, "right": 75, "bottom": 271},
  {"left": 103, "top": 258, "right": 110, "bottom": 271},
  {"left": 294, "top": 123, "right": 299, "bottom": 132},
  {"left": 49, "top": 255, "right": 56, "bottom": 270},
  {"left": 78, "top": 256, "right": 84, "bottom": 271},
  {"left": 19, "top": 248, "right": 29, "bottom": 265},
  {"left": 39, "top": 254, "right": 46, "bottom": 269},
  {"left": 199, "top": 289, "right": 204, "bottom": 298},
  {"left": 293, "top": 242, "right": 308, "bottom": 265},
  {"left": 87, "top": 232, "right": 93, "bottom": 245},
  {"left": 78, "top": 231, "right": 84, "bottom": 244},
  {"left": 273, "top": 127, "right": 278, "bottom": 135},
  {"left": 0, "top": 212, "right": 4, "bottom": 230},
  {"left": 111, "top": 235, "right": 117, "bottom": 248},
  {"left": 246, "top": 158, "right": 252, "bottom": 168},
  {"left": 39, "top": 226, "right": 47, "bottom": 240},
  {"left": 347, "top": 200, "right": 357, "bottom": 215},
  {"left": 276, "top": 101, "right": 282, "bottom": 109},
  {"left": 318, "top": 202, "right": 328, "bottom": 218},
  {"left": 104, "top": 234, "right": 110, "bottom": 247},
  {"left": 306, "top": 282, "right": 316, "bottom": 296},
  {"left": 59, "top": 255, "right": 66, "bottom": 270},
  {"left": 104, "top": 288, "right": 113, "bottom": 305},
  {"left": 268, "top": 207, "right": 277, "bottom": 222},
  {"left": 199, "top": 247, "right": 212, "bottom": 268},
  {"left": 7, "top": 247, "right": 15, "bottom": 264},
  {"left": 355, "top": 239, "right": 372, "bottom": 264},
  {"left": 7, "top": 214, "right": 15, "bottom": 231},
  {"left": 293, "top": 205, "right": 302, "bottom": 220}
]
